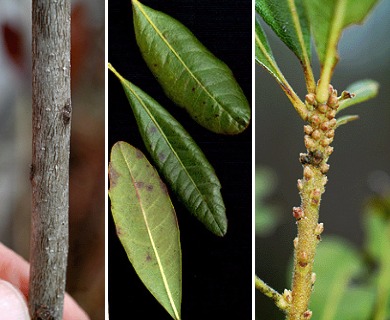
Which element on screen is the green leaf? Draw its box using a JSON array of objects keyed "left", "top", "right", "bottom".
[
  {"left": 255, "top": 0, "right": 311, "bottom": 66},
  {"left": 255, "top": 168, "right": 280, "bottom": 236},
  {"left": 132, "top": 0, "right": 250, "bottom": 135},
  {"left": 336, "top": 114, "right": 359, "bottom": 128},
  {"left": 310, "top": 237, "right": 365, "bottom": 320},
  {"left": 337, "top": 79, "right": 379, "bottom": 113},
  {"left": 255, "top": 18, "right": 284, "bottom": 83},
  {"left": 109, "top": 64, "right": 227, "bottom": 236},
  {"left": 109, "top": 142, "right": 181, "bottom": 320},
  {"left": 255, "top": 18, "right": 308, "bottom": 120},
  {"left": 336, "top": 287, "right": 376, "bottom": 320},
  {"left": 364, "top": 197, "right": 390, "bottom": 320},
  {"left": 304, "top": 0, "right": 379, "bottom": 65}
]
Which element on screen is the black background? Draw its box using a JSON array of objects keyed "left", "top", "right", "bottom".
[{"left": 108, "top": 0, "right": 252, "bottom": 319}]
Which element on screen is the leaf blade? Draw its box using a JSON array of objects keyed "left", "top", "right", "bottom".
[
  {"left": 304, "top": 0, "right": 379, "bottom": 65},
  {"left": 109, "top": 142, "right": 182, "bottom": 320},
  {"left": 109, "top": 64, "right": 227, "bottom": 236},
  {"left": 255, "top": 0, "right": 311, "bottom": 66},
  {"left": 255, "top": 18, "right": 284, "bottom": 84},
  {"left": 132, "top": 0, "right": 250, "bottom": 134},
  {"left": 310, "top": 237, "right": 363, "bottom": 320},
  {"left": 337, "top": 79, "right": 379, "bottom": 113}
]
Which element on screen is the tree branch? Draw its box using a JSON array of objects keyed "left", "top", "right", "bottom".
[{"left": 29, "top": 1, "right": 71, "bottom": 319}]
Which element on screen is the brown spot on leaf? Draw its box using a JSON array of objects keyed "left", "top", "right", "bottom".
[
  {"left": 159, "top": 180, "right": 168, "bottom": 194},
  {"left": 158, "top": 152, "right": 166, "bottom": 162},
  {"left": 149, "top": 126, "right": 157, "bottom": 134},
  {"left": 116, "top": 226, "right": 123, "bottom": 236},
  {"left": 146, "top": 184, "right": 153, "bottom": 192},
  {"left": 135, "top": 150, "right": 143, "bottom": 159},
  {"left": 135, "top": 181, "right": 144, "bottom": 189},
  {"left": 108, "top": 164, "right": 119, "bottom": 189},
  {"left": 146, "top": 253, "right": 152, "bottom": 262}
]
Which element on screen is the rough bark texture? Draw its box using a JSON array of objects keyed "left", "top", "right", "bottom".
[{"left": 29, "top": 1, "right": 71, "bottom": 319}]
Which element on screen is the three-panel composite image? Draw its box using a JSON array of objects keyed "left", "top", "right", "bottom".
[{"left": 0, "top": 0, "right": 389, "bottom": 319}]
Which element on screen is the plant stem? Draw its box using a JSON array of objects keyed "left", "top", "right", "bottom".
[
  {"left": 316, "top": 0, "right": 347, "bottom": 103},
  {"left": 288, "top": 87, "right": 339, "bottom": 319},
  {"left": 288, "top": 166, "right": 325, "bottom": 319},
  {"left": 255, "top": 275, "right": 289, "bottom": 312},
  {"left": 30, "top": 0, "right": 71, "bottom": 319},
  {"left": 286, "top": 0, "right": 316, "bottom": 94}
]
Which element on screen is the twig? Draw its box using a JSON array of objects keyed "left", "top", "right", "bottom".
[
  {"left": 255, "top": 275, "right": 289, "bottom": 312},
  {"left": 29, "top": 1, "right": 71, "bottom": 319}
]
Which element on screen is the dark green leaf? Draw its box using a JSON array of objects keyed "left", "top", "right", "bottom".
[
  {"left": 338, "top": 79, "right": 379, "bottom": 113},
  {"left": 109, "top": 64, "right": 227, "bottom": 236},
  {"left": 109, "top": 142, "right": 181, "bottom": 320},
  {"left": 255, "top": 0, "right": 311, "bottom": 64},
  {"left": 132, "top": 0, "right": 250, "bottom": 134}
]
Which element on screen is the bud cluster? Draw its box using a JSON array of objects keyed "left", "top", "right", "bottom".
[{"left": 301, "top": 85, "right": 340, "bottom": 174}]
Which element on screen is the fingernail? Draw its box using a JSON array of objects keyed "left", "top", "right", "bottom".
[{"left": 0, "top": 280, "right": 30, "bottom": 320}]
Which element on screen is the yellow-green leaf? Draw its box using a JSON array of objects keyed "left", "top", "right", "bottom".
[
  {"left": 109, "top": 142, "right": 181, "bottom": 320},
  {"left": 132, "top": 0, "right": 250, "bottom": 134},
  {"left": 337, "top": 79, "right": 379, "bottom": 113}
]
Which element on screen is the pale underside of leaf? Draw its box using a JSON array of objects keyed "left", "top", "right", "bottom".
[
  {"left": 108, "top": 63, "right": 227, "bottom": 236},
  {"left": 255, "top": 18, "right": 284, "bottom": 85},
  {"left": 304, "top": 0, "right": 379, "bottom": 101},
  {"left": 305, "top": 0, "right": 379, "bottom": 65},
  {"left": 336, "top": 114, "right": 359, "bottom": 128},
  {"left": 337, "top": 79, "right": 379, "bottom": 113},
  {"left": 255, "top": 19, "right": 308, "bottom": 120},
  {"left": 109, "top": 142, "right": 181, "bottom": 319},
  {"left": 132, "top": 0, "right": 250, "bottom": 134}
]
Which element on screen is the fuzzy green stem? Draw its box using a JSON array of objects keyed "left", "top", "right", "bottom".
[
  {"left": 288, "top": 166, "right": 325, "bottom": 319},
  {"left": 288, "top": 88, "right": 339, "bottom": 319},
  {"left": 255, "top": 275, "right": 289, "bottom": 312}
]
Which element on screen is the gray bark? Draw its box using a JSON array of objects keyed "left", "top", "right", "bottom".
[{"left": 29, "top": 1, "right": 71, "bottom": 319}]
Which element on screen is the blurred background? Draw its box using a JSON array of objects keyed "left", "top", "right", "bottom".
[
  {"left": 255, "top": 0, "right": 390, "bottom": 318},
  {"left": 0, "top": 1, "right": 104, "bottom": 319}
]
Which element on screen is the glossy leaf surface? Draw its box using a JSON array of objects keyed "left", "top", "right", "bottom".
[
  {"left": 255, "top": 0, "right": 311, "bottom": 64},
  {"left": 109, "top": 64, "right": 227, "bottom": 236},
  {"left": 304, "top": 0, "right": 379, "bottom": 64},
  {"left": 109, "top": 142, "right": 181, "bottom": 319},
  {"left": 338, "top": 79, "right": 379, "bottom": 113},
  {"left": 132, "top": 0, "right": 250, "bottom": 134}
]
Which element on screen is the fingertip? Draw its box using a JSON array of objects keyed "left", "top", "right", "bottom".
[
  {"left": 63, "top": 294, "right": 90, "bottom": 320},
  {"left": 0, "top": 279, "right": 30, "bottom": 320}
]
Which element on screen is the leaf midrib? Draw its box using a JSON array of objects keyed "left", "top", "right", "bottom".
[
  {"left": 116, "top": 71, "right": 224, "bottom": 234},
  {"left": 133, "top": 0, "right": 240, "bottom": 126},
  {"left": 120, "top": 144, "right": 181, "bottom": 320}
]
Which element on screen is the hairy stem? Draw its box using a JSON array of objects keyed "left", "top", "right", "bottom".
[
  {"left": 255, "top": 275, "right": 289, "bottom": 312},
  {"left": 288, "top": 87, "right": 339, "bottom": 319}
]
